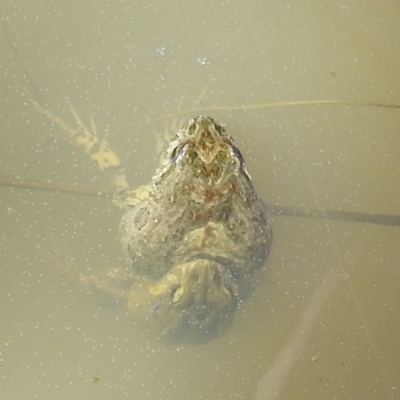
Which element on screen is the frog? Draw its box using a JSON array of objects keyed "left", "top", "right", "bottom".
[{"left": 31, "top": 100, "right": 272, "bottom": 344}]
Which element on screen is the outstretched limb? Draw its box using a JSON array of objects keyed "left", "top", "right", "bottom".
[
  {"left": 30, "top": 98, "right": 151, "bottom": 209},
  {"left": 30, "top": 98, "right": 121, "bottom": 172}
]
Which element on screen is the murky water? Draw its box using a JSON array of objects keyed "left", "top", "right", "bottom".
[{"left": 1, "top": 1, "right": 399, "bottom": 399}]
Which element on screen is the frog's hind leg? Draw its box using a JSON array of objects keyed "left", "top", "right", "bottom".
[
  {"left": 30, "top": 98, "right": 152, "bottom": 209},
  {"left": 31, "top": 98, "right": 132, "bottom": 189}
]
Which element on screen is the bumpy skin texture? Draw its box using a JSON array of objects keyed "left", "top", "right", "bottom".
[
  {"left": 116, "top": 116, "right": 272, "bottom": 343},
  {"left": 31, "top": 99, "right": 272, "bottom": 344}
]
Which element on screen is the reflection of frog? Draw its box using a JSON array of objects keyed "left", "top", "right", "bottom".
[{"left": 31, "top": 102, "right": 272, "bottom": 344}]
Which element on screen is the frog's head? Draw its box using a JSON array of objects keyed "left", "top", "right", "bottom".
[
  {"left": 155, "top": 116, "right": 252, "bottom": 206},
  {"left": 172, "top": 116, "right": 235, "bottom": 164}
]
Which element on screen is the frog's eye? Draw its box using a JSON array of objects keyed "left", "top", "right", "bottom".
[
  {"left": 230, "top": 143, "right": 244, "bottom": 164},
  {"left": 171, "top": 143, "right": 186, "bottom": 163},
  {"left": 170, "top": 145, "right": 179, "bottom": 161}
]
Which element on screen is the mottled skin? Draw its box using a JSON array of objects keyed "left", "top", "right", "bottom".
[
  {"left": 116, "top": 116, "right": 272, "bottom": 343},
  {"left": 31, "top": 101, "right": 272, "bottom": 344},
  {"left": 117, "top": 116, "right": 271, "bottom": 278}
]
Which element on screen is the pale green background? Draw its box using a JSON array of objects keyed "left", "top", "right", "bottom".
[{"left": 1, "top": 1, "right": 399, "bottom": 399}]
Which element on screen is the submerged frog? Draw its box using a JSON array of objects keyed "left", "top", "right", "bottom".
[{"left": 31, "top": 102, "right": 272, "bottom": 344}]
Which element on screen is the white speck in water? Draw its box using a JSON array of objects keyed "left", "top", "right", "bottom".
[
  {"left": 197, "top": 57, "right": 210, "bottom": 66},
  {"left": 156, "top": 47, "right": 166, "bottom": 58}
]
